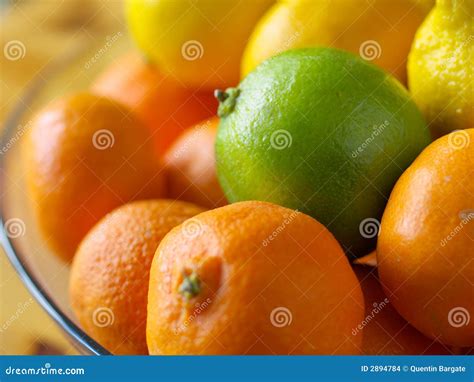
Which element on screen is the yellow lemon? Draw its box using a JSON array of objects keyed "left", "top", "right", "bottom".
[
  {"left": 408, "top": 0, "right": 473, "bottom": 137},
  {"left": 125, "top": 0, "right": 273, "bottom": 90},
  {"left": 242, "top": 0, "right": 433, "bottom": 83}
]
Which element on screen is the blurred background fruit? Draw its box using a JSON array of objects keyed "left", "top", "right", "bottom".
[
  {"left": 216, "top": 48, "right": 431, "bottom": 259},
  {"left": 23, "top": 93, "right": 166, "bottom": 262},
  {"left": 164, "top": 117, "right": 226, "bottom": 209},
  {"left": 378, "top": 129, "right": 474, "bottom": 347},
  {"left": 0, "top": 0, "right": 126, "bottom": 356},
  {"left": 354, "top": 266, "right": 451, "bottom": 355},
  {"left": 147, "top": 201, "right": 364, "bottom": 355},
  {"left": 92, "top": 52, "right": 217, "bottom": 156},
  {"left": 125, "top": 0, "right": 274, "bottom": 90},
  {"left": 408, "top": 0, "right": 473, "bottom": 137},
  {"left": 70, "top": 200, "right": 205, "bottom": 354},
  {"left": 242, "top": 0, "right": 433, "bottom": 83}
]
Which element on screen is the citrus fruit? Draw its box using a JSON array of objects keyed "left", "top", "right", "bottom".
[
  {"left": 353, "top": 251, "right": 378, "bottom": 267},
  {"left": 70, "top": 200, "right": 205, "bottom": 354},
  {"left": 408, "top": 0, "right": 473, "bottom": 137},
  {"left": 354, "top": 266, "right": 450, "bottom": 355},
  {"left": 164, "top": 117, "right": 226, "bottom": 209},
  {"left": 91, "top": 51, "right": 217, "bottom": 156},
  {"left": 216, "top": 48, "right": 431, "bottom": 258},
  {"left": 147, "top": 201, "right": 364, "bottom": 355},
  {"left": 377, "top": 129, "right": 474, "bottom": 347},
  {"left": 23, "top": 93, "right": 166, "bottom": 261},
  {"left": 125, "top": 0, "right": 274, "bottom": 89},
  {"left": 242, "top": 0, "right": 433, "bottom": 83}
]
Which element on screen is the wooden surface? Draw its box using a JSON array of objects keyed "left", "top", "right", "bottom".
[{"left": 0, "top": 0, "right": 124, "bottom": 355}]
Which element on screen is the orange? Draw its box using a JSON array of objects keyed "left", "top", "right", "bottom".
[
  {"left": 164, "top": 117, "right": 226, "bottom": 209},
  {"left": 69, "top": 200, "right": 205, "bottom": 355},
  {"left": 354, "top": 266, "right": 450, "bottom": 355},
  {"left": 23, "top": 93, "right": 166, "bottom": 261},
  {"left": 378, "top": 129, "right": 474, "bottom": 347},
  {"left": 91, "top": 52, "right": 217, "bottom": 156},
  {"left": 353, "top": 251, "right": 377, "bottom": 267},
  {"left": 147, "top": 201, "right": 364, "bottom": 355}
]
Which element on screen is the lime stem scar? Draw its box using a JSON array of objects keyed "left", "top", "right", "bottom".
[{"left": 215, "top": 87, "right": 240, "bottom": 117}]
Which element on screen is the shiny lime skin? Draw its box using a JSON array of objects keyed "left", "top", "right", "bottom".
[{"left": 216, "top": 47, "right": 431, "bottom": 258}]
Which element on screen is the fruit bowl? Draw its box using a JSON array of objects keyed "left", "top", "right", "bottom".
[{"left": 0, "top": 38, "right": 133, "bottom": 356}]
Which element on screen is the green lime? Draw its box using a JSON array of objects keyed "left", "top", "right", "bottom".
[{"left": 216, "top": 47, "right": 430, "bottom": 258}]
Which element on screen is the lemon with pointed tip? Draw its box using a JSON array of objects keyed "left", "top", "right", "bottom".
[{"left": 408, "top": 0, "right": 473, "bottom": 137}]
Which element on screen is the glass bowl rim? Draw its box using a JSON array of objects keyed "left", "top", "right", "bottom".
[{"left": 0, "top": 59, "right": 111, "bottom": 356}]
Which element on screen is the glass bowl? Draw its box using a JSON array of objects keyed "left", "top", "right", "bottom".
[{"left": 0, "top": 37, "right": 134, "bottom": 355}]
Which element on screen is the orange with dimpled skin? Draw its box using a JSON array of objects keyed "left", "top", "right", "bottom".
[
  {"left": 354, "top": 266, "right": 451, "bottom": 355},
  {"left": 377, "top": 129, "right": 474, "bottom": 347},
  {"left": 147, "top": 201, "right": 364, "bottom": 355},
  {"left": 70, "top": 200, "right": 205, "bottom": 355},
  {"left": 23, "top": 93, "right": 166, "bottom": 262}
]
